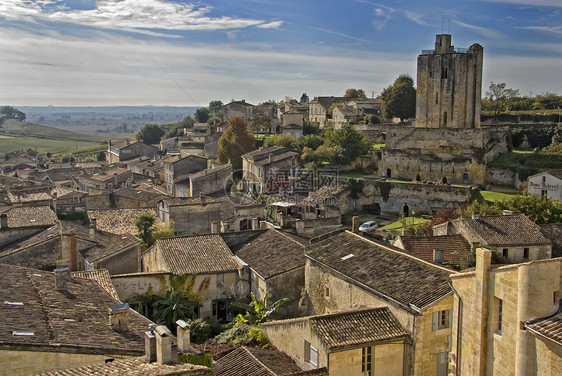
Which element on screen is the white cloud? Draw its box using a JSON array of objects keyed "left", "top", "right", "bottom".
[
  {"left": 453, "top": 20, "right": 502, "bottom": 39},
  {"left": 404, "top": 11, "right": 428, "bottom": 26},
  {"left": 0, "top": 28, "right": 412, "bottom": 106},
  {"left": 480, "top": 0, "right": 562, "bottom": 7},
  {"left": 310, "top": 27, "right": 370, "bottom": 44},
  {"left": 517, "top": 25, "right": 562, "bottom": 35},
  {"left": 0, "top": 0, "right": 278, "bottom": 33},
  {"left": 257, "top": 21, "right": 283, "bottom": 29}
]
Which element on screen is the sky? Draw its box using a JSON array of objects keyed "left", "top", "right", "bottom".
[{"left": 0, "top": 0, "right": 561, "bottom": 107}]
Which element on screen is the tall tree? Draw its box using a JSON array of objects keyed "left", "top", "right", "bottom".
[
  {"left": 380, "top": 74, "right": 416, "bottom": 121},
  {"left": 194, "top": 107, "right": 210, "bottom": 123},
  {"left": 134, "top": 212, "right": 156, "bottom": 248},
  {"left": 0, "top": 106, "right": 26, "bottom": 121},
  {"left": 208, "top": 100, "right": 223, "bottom": 114},
  {"left": 136, "top": 124, "right": 164, "bottom": 145},
  {"left": 344, "top": 88, "right": 367, "bottom": 99},
  {"left": 247, "top": 114, "right": 273, "bottom": 133},
  {"left": 485, "top": 82, "right": 519, "bottom": 121},
  {"left": 217, "top": 117, "right": 256, "bottom": 171},
  {"left": 325, "top": 123, "right": 372, "bottom": 164},
  {"left": 300, "top": 93, "right": 309, "bottom": 103}
]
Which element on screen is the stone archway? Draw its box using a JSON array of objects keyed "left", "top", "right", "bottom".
[
  {"left": 463, "top": 173, "right": 469, "bottom": 184},
  {"left": 386, "top": 168, "right": 392, "bottom": 179},
  {"left": 403, "top": 204, "right": 410, "bottom": 217}
]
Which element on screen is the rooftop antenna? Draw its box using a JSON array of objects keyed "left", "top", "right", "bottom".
[
  {"left": 442, "top": 16, "right": 444, "bottom": 34},
  {"left": 448, "top": 17, "right": 451, "bottom": 34},
  {"left": 371, "top": 91, "right": 375, "bottom": 99}
]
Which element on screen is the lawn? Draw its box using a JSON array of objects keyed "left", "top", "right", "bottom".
[
  {"left": 339, "top": 171, "right": 365, "bottom": 179},
  {"left": 472, "top": 190, "right": 517, "bottom": 203},
  {"left": 380, "top": 217, "right": 429, "bottom": 231}
]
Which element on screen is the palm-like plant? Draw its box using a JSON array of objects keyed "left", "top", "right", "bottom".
[
  {"left": 152, "top": 288, "right": 199, "bottom": 332},
  {"left": 231, "top": 292, "right": 289, "bottom": 326}
]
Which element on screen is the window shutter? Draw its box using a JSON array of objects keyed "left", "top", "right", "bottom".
[
  {"left": 304, "top": 340, "right": 310, "bottom": 363},
  {"left": 449, "top": 309, "right": 454, "bottom": 329},
  {"left": 432, "top": 311, "right": 438, "bottom": 331}
]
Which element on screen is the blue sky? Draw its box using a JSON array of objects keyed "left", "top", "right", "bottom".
[{"left": 0, "top": 0, "right": 561, "bottom": 106}]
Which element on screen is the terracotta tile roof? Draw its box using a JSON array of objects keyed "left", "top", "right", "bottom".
[
  {"left": 526, "top": 310, "right": 562, "bottom": 346},
  {"left": 0, "top": 205, "right": 58, "bottom": 228},
  {"left": 189, "top": 164, "right": 232, "bottom": 180},
  {"left": 61, "top": 222, "right": 140, "bottom": 263},
  {"left": 396, "top": 235, "right": 471, "bottom": 265},
  {"left": 460, "top": 214, "right": 550, "bottom": 246},
  {"left": 36, "top": 357, "right": 212, "bottom": 375},
  {"left": 242, "top": 146, "right": 285, "bottom": 160},
  {"left": 310, "top": 307, "right": 409, "bottom": 350},
  {"left": 87, "top": 208, "right": 156, "bottom": 235},
  {"left": 2, "top": 189, "right": 52, "bottom": 204},
  {"left": 539, "top": 223, "right": 562, "bottom": 258},
  {"left": 234, "top": 230, "right": 306, "bottom": 279},
  {"left": 0, "top": 226, "right": 59, "bottom": 259},
  {"left": 72, "top": 269, "right": 120, "bottom": 300},
  {"left": 147, "top": 235, "right": 241, "bottom": 275},
  {"left": 0, "top": 263, "right": 152, "bottom": 354},
  {"left": 160, "top": 196, "right": 221, "bottom": 207},
  {"left": 113, "top": 187, "right": 166, "bottom": 202},
  {"left": 213, "top": 346, "right": 306, "bottom": 376},
  {"left": 88, "top": 167, "right": 130, "bottom": 182},
  {"left": 305, "top": 231, "right": 454, "bottom": 309},
  {"left": 220, "top": 230, "right": 268, "bottom": 249}
]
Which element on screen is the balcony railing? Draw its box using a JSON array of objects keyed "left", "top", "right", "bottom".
[{"left": 421, "top": 49, "right": 434, "bottom": 55}]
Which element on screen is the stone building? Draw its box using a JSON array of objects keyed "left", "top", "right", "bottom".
[
  {"left": 432, "top": 213, "right": 552, "bottom": 263},
  {"left": 157, "top": 196, "right": 221, "bottom": 236},
  {"left": 263, "top": 307, "right": 409, "bottom": 375},
  {"left": 528, "top": 170, "right": 562, "bottom": 201},
  {"left": 303, "top": 230, "right": 457, "bottom": 375},
  {"left": 241, "top": 146, "right": 298, "bottom": 194},
  {"left": 308, "top": 97, "right": 346, "bottom": 127},
  {"left": 380, "top": 34, "right": 508, "bottom": 186},
  {"left": 163, "top": 155, "right": 208, "bottom": 196},
  {"left": 106, "top": 139, "right": 158, "bottom": 164},
  {"left": 0, "top": 263, "right": 153, "bottom": 375},
  {"left": 450, "top": 248, "right": 562, "bottom": 375}
]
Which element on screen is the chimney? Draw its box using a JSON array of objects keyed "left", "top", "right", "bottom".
[
  {"left": 351, "top": 216, "right": 360, "bottom": 233},
  {"left": 211, "top": 221, "right": 219, "bottom": 234},
  {"left": 145, "top": 325, "right": 157, "bottom": 363},
  {"left": 70, "top": 231, "right": 77, "bottom": 272},
  {"left": 252, "top": 218, "right": 259, "bottom": 230},
  {"left": 0, "top": 213, "right": 8, "bottom": 229},
  {"left": 221, "top": 221, "right": 229, "bottom": 233},
  {"left": 126, "top": 139, "right": 130, "bottom": 145},
  {"left": 176, "top": 320, "right": 191, "bottom": 353},
  {"left": 472, "top": 212, "right": 480, "bottom": 220},
  {"left": 433, "top": 249, "right": 445, "bottom": 263},
  {"left": 199, "top": 193, "right": 206, "bottom": 205},
  {"left": 155, "top": 325, "right": 175, "bottom": 365},
  {"left": 54, "top": 267, "right": 71, "bottom": 291},
  {"left": 109, "top": 303, "right": 130, "bottom": 332},
  {"left": 502, "top": 210, "right": 514, "bottom": 216}
]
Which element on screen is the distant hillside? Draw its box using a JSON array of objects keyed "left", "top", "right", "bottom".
[{"left": 0, "top": 118, "right": 107, "bottom": 156}]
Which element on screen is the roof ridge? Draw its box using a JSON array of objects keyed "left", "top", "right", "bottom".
[
  {"left": 242, "top": 346, "right": 277, "bottom": 376},
  {"left": 346, "top": 231, "right": 458, "bottom": 274},
  {"left": 274, "top": 229, "right": 306, "bottom": 247}
]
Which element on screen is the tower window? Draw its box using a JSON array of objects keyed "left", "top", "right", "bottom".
[{"left": 435, "top": 93, "right": 439, "bottom": 104}]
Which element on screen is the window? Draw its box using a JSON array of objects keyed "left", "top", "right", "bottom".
[
  {"left": 497, "top": 299, "right": 503, "bottom": 334},
  {"left": 216, "top": 273, "right": 224, "bottom": 288},
  {"left": 325, "top": 286, "right": 330, "bottom": 298},
  {"left": 362, "top": 346, "right": 372, "bottom": 376},
  {"left": 502, "top": 248, "right": 509, "bottom": 259},
  {"left": 523, "top": 248, "right": 529, "bottom": 259},
  {"left": 432, "top": 310, "right": 451, "bottom": 330},
  {"left": 304, "top": 340, "right": 318, "bottom": 367}
]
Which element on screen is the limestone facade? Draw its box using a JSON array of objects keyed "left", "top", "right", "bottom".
[{"left": 450, "top": 249, "right": 562, "bottom": 375}]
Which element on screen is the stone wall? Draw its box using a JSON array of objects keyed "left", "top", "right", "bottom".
[
  {"left": 266, "top": 266, "right": 305, "bottom": 319},
  {"left": 0, "top": 237, "right": 60, "bottom": 271},
  {"left": 0, "top": 349, "right": 132, "bottom": 376},
  {"left": 168, "top": 203, "right": 222, "bottom": 236},
  {"left": 190, "top": 165, "right": 232, "bottom": 197},
  {"left": 95, "top": 244, "right": 141, "bottom": 275}
]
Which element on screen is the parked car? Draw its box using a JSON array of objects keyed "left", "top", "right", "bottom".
[{"left": 359, "top": 220, "right": 378, "bottom": 232}]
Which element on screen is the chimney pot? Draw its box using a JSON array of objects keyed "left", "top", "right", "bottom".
[
  {"left": 70, "top": 231, "right": 77, "bottom": 271},
  {"left": 0, "top": 213, "right": 8, "bottom": 229},
  {"left": 145, "top": 330, "right": 156, "bottom": 362},
  {"left": 472, "top": 212, "right": 480, "bottom": 220},
  {"left": 54, "top": 267, "right": 71, "bottom": 291},
  {"left": 109, "top": 303, "right": 130, "bottom": 332},
  {"left": 155, "top": 325, "right": 175, "bottom": 365},
  {"left": 176, "top": 320, "right": 191, "bottom": 353},
  {"left": 351, "top": 216, "right": 360, "bottom": 233},
  {"left": 211, "top": 221, "right": 219, "bottom": 234},
  {"left": 433, "top": 248, "right": 445, "bottom": 263}
]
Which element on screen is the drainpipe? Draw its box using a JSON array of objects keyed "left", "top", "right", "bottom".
[{"left": 449, "top": 281, "right": 463, "bottom": 376}]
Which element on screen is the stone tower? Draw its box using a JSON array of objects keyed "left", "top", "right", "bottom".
[{"left": 416, "top": 34, "right": 483, "bottom": 128}]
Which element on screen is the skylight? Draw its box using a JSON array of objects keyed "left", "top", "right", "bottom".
[
  {"left": 4, "top": 301, "right": 23, "bottom": 306},
  {"left": 12, "top": 331, "right": 34, "bottom": 336},
  {"left": 341, "top": 254, "right": 355, "bottom": 261}
]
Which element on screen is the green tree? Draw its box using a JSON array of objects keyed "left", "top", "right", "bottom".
[
  {"left": 231, "top": 292, "right": 289, "bottom": 326},
  {"left": 247, "top": 114, "right": 273, "bottom": 133},
  {"left": 217, "top": 117, "right": 256, "bottom": 171},
  {"left": 300, "top": 93, "right": 309, "bottom": 103},
  {"left": 300, "top": 145, "right": 336, "bottom": 166},
  {"left": 364, "top": 114, "right": 380, "bottom": 124},
  {"left": 194, "top": 107, "right": 210, "bottom": 123},
  {"left": 485, "top": 82, "right": 519, "bottom": 122},
  {"left": 208, "top": 100, "right": 223, "bottom": 114},
  {"left": 344, "top": 88, "right": 367, "bottom": 99},
  {"left": 303, "top": 121, "right": 320, "bottom": 135},
  {"left": 152, "top": 288, "right": 199, "bottom": 332},
  {"left": 134, "top": 213, "right": 157, "bottom": 248},
  {"left": 327, "top": 102, "right": 345, "bottom": 119},
  {"left": 496, "top": 193, "right": 562, "bottom": 224},
  {"left": 136, "top": 124, "right": 165, "bottom": 145},
  {"left": 264, "top": 134, "right": 297, "bottom": 150},
  {"left": 380, "top": 74, "right": 416, "bottom": 121},
  {"left": 294, "top": 134, "right": 325, "bottom": 153},
  {"left": 325, "top": 123, "right": 372, "bottom": 164},
  {"left": 0, "top": 106, "right": 26, "bottom": 121}
]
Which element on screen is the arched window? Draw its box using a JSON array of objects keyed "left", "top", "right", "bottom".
[
  {"left": 403, "top": 204, "right": 410, "bottom": 217},
  {"left": 443, "top": 111, "right": 448, "bottom": 126},
  {"left": 463, "top": 173, "right": 469, "bottom": 184},
  {"left": 435, "top": 93, "right": 439, "bottom": 104},
  {"left": 386, "top": 168, "right": 392, "bottom": 179}
]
